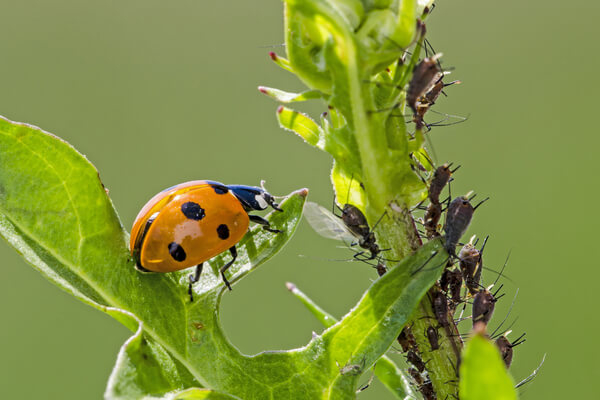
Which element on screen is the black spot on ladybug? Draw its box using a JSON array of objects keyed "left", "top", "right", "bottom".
[
  {"left": 217, "top": 224, "right": 230, "bottom": 240},
  {"left": 212, "top": 185, "right": 228, "bottom": 195},
  {"left": 181, "top": 201, "right": 205, "bottom": 220},
  {"left": 168, "top": 242, "right": 187, "bottom": 262}
]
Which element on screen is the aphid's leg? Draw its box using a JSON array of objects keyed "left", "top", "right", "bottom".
[
  {"left": 411, "top": 251, "right": 444, "bottom": 275},
  {"left": 249, "top": 214, "right": 282, "bottom": 233},
  {"left": 219, "top": 246, "right": 238, "bottom": 291},
  {"left": 356, "top": 364, "right": 376, "bottom": 393},
  {"left": 188, "top": 263, "right": 203, "bottom": 302}
]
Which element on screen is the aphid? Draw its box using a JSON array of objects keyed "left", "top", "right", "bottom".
[
  {"left": 337, "top": 356, "right": 366, "bottom": 376},
  {"left": 397, "top": 326, "right": 417, "bottom": 352},
  {"left": 407, "top": 55, "right": 443, "bottom": 118},
  {"left": 459, "top": 236, "right": 488, "bottom": 295},
  {"left": 374, "top": 262, "right": 387, "bottom": 276},
  {"left": 419, "top": 380, "right": 436, "bottom": 400},
  {"left": 425, "top": 79, "right": 461, "bottom": 108},
  {"left": 444, "top": 196, "right": 474, "bottom": 255},
  {"left": 423, "top": 163, "right": 460, "bottom": 239},
  {"left": 408, "top": 367, "right": 424, "bottom": 386},
  {"left": 341, "top": 204, "right": 379, "bottom": 255},
  {"left": 432, "top": 290, "right": 450, "bottom": 327},
  {"left": 471, "top": 253, "right": 510, "bottom": 326},
  {"left": 413, "top": 78, "right": 461, "bottom": 129},
  {"left": 130, "top": 180, "right": 282, "bottom": 301},
  {"left": 303, "top": 201, "right": 381, "bottom": 260},
  {"left": 426, "top": 325, "right": 440, "bottom": 351},
  {"left": 407, "top": 350, "right": 426, "bottom": 373},
  {"left": 439, "top": 266, "right": 451, "bottom": 293},
  {"left": 444, "top": 195, "right": 488, "bottom": 256},
  {"left": 429, "top": 163, "right": 458, "bottom": 205},
  {"left": 472, "top": 288, "right": 497, "bottom": 326},
  {"left": 495, "top": 332, "right": 526, "bottom": 368},
  {"left": 424, "top": 202, "right": 443, "bottom": 239},
  {"left": 446, "top": 268, "right": 464, "bottom": 305}
]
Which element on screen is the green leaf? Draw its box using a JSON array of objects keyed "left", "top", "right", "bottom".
[
  {"left": 0, "top": 116, "right": 305, "bottom": 398},
  {"left": 167, "top": 389, "right": 240, "bottom": 400},
  {"left": 106, "top": 310, "right": 202, "bottom": 399},
  {"left": 307, "top": 238, "right": 447, "bottom": 398},
  {"left": 330, "top": 161, "right": 366, "bottom": 210},
  {"left": 460, "top": 333, "right": 519, "bottom": 400},
  {"left": 373, "top": 360, "right": 417, "bottom": 400},
  {"left": 276, "top": 105, "right": 323, "bottom": 147},
  {"left": 390, "top": 0, "right": 416, "bottom": 49},
  {"left": 285, "top": 282, "right": 337, "bottom": 328},
  {"left": 0, "top": 114, "right": 448, "bottom": 398},
  {"left": 268, "top": 51, "right": 293, "bottom": 73},
  {"left": 329, "top": 0, "right": 365, "bottom": 29},
  {"left": 258, "top": 86, "right": 323, "bottom": 103},
  {"left": 286, "top": 282, "right": 417, "bottom": 399}
]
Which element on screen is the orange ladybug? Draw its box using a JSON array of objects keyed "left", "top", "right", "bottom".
[{"left": 130, "top": 180, "right": 281, "bottom": 300}]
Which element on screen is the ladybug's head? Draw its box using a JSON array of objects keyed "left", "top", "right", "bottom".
[{"left": 228, "top": 184, "right": 282, "bottom": 212}]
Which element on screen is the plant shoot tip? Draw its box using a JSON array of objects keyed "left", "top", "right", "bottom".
[{"left": 296, "top": 188, "right": 309, "bottom": 197}]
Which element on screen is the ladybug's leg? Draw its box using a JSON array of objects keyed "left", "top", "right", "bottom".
[
  {"left": 188, "top": 263, "right": 203, "bottom": 302},
  {"left": 249, "top": 214, "right": 282, "bottom": 233},
  {"left": 219, "top": 246, "right": 237, "bottom": 291}
]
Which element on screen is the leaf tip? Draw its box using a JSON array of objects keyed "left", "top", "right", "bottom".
[
  {"left": 269, "top": 51, "right": 278, "bottom": 61},
  {"left": 285, "top": 281, "right": 297, "bottom": 292},
  {"left": 294, "top": 188, "right": 309, "bottom": 198},
  {"left": 277, "top": 105, "right": 285, "bottom": 114},
  {"left": 258, "top": 86, "right": 268, "bottom": 94}
]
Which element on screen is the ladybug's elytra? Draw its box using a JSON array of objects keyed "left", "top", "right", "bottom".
[{"left": 130, "top": 180, "right": 282, "bottom": 300}]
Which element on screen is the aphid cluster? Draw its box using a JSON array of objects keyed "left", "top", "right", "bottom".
[
  {"left": 423, "top": 163, "right": 457, "bottom": 239},
  {"left": 407, "top": 55, "right": 461, "bottom": 131},
  {"left": 397, "top": 326, "right": 438, "bottom": 400},
  {"left": 300, "top": 20, "right": 534, "bottom": 398},
  {"left": 408, "top": 158, "right": 534, "bottom": 396}
]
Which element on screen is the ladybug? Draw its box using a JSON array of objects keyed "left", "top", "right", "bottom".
[{"left": 130, "top": 180, "right": 282, "bottom": 300}]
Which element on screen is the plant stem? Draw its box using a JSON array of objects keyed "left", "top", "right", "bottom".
[{"left": 374, "top": 203, "right": 462, "bottom": 399}]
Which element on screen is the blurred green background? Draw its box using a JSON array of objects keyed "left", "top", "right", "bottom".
[{"left": 0, "top": 0, "right": 597, "bottom": 398}]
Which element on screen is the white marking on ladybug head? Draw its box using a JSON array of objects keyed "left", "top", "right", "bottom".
[{"left": 256, "top": 194, "right": 268, "bottom": 210}]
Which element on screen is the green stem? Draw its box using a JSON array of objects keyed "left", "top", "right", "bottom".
[
  {"left": 374, "top": 203, "right": 461, "bottom": 399},
  {"left": 279, "top": 1, "right": 464, "bottom": 397},
  {"left": 346, "top": 42, "right": 391, "bottom": 215}
]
